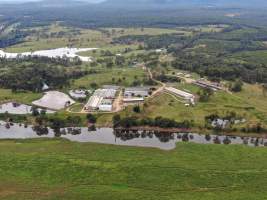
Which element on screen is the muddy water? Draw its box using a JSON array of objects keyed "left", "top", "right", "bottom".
[
  {"left": 0, "top": 122, "right": 265, "bottom": 150},
  {"left": 0, "top": 102, "right": 55, "bottom": 115}
]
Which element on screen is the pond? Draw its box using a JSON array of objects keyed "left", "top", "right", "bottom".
[
  {"left": 0, "top": 102, "right": 55, "bottom": 115},
  {"left": 0, "top": 121, "right": 266, "bottom": 150}
]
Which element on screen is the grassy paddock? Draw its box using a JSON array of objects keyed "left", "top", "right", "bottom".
[
  {"left": 134, "top": 83, "right": 267, "bottom": 128},
  {"left": 0, "top": 89, "right": 42, "bottom": 104},
  {"left": 0, "top": 140, "right": 266, "bottom": 199},
  {"left": 72, "top": 67, "right": 147, "bottom": 89}
]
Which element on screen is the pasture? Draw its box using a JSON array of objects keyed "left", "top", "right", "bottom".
[{"left": 0, "top": 139, "right": 266, "bottom": 199}]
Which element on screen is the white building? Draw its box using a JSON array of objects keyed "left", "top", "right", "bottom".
[
  {"left": 123, "top": 97, "right": 144, "bottom": 106},
  {"left": 124, "top": 87, "right": 150, "bottom": 98},
  {"left": 69, "top": 89, "right": 89, "bottom": 99},
  {"left": 165, "top": 87, "right": 195, "bottom": 104},
  {"left": 99, "top": 99, "right": 113, "bottom": 112},
  {"left": 85, "top": 96, "right": 103, "bottom": 110},
  {"left": 94, "top": 89, "right": 117, "bottom": 99},
  {"left": 84, "top": 88, "right": 117, "bottom": 112}
]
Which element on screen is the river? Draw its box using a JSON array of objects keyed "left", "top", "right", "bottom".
[{"left": 0, "top": 121, "right": 266, "bottom": 150}]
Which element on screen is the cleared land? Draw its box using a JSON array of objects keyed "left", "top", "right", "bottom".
[
  {"left": 4, "top": 24, "right": 184, "bottom": 53},
  {"left": 115, "top": 83, "right": 267, "bottom": 129},
  {"left": 72, "top": 67, "right": 147, "bottom": 89},
  {"left": 0, "top": 140, "right": 266, "bottom": 199}
]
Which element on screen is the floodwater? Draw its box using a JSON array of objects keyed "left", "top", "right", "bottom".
[
  {"left": 0, "top": 102, "right": 55, "bottom": 115},
  {"left": 0, "top": 47, "right": 97, "bottom": 62},
  {"left": 0, "top": 121, "right": 266, "bottom": 150}
]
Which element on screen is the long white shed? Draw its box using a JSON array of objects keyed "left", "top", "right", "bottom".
[{"left": 165, "top": 87, "right": 194, "bottom": 100}]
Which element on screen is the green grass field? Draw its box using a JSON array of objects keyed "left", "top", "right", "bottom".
[
  {"left": 72, "top": 67, "right": 147, "bottom": 89},
  {"left": 0, "top": 139, "right": 267, "bottom": 199},
  {"left": 0, "top": 89, "right": 42, "bottom": 104},
  {"left": 4, "top": 24, "right": 185, "bottom": 53}
]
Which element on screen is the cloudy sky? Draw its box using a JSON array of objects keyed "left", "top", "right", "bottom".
[{"left": 0, "top": 0, "right": 103, "bottom": 2}]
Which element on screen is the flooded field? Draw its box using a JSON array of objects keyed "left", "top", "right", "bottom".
[
  {"left": 0, "top": 102, "right": 55, "bottom": 114},
  {"left": 0, "top": 47, "right": 97, "bottom": 62},
  {"left": 0, "top": 121, "right": 266, "bottom": 150}
]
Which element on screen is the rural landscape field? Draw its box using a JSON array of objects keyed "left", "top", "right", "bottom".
[{"left": 0, "top": 0, "right": 267, "bottom": 199}]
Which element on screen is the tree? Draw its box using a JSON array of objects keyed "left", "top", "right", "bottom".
[
  {"left": 66, "top": 116, "right": 82, "bottom": 126},
  {"left": 86, "top": 114, "right": 97, "bottom": 124},
  {"left": 40, "top": 109, "right": 47, "bottom": 116},
  {"left": 115, "top": 55, "right": 125, "bottom": 66},
  {"left": 90, "top": 82, "right": 98, "bottom": 89},
  {"left": 262, "top": 84, "right": 267, "bottom": 96},
  {"left": 31, "top": 106, "right": 40, "bottom": 116},
  {"left": 112, "top": 114, "right": 121, "bottom": 127},
  {"left": 198, "top": 88, "right": 214, "bottom": 102},
  {"left": 133, "top": 105, "right": 141, "bottom": 113},
  {"left": 230, "top": 79, "right": 243, "bottom": 92}
]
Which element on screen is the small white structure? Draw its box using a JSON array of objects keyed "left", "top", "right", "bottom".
[
  {"left": 42, "top": 83, "right": 49, "bottom": 91},
  {"left": 69, "top": 89, "right": 88, "bottom": 99},
  {"left": 32, "top": 91, "right": 75, "bottom": 110}
]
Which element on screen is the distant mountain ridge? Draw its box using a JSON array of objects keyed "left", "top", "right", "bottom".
[
  {"left": 1, "top": 0, "right": 267, "bottom": 8},
  {"left": 101, "top": 0, "right": 267, "bottom": 8}
]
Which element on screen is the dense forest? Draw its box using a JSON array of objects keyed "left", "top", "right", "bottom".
[{"left": 0, "top": 58, "right": 88, "bottom": 92}]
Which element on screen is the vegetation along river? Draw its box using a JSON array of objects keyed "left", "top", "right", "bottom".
[{"left": 0, "top": 121, "right": 266, "bottom": 150}]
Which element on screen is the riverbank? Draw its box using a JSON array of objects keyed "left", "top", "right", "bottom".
[{"left": 114, "top": 126, "right": 267, "bottom": 139}]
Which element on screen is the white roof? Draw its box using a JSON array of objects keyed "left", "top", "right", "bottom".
[
  {"left": 69, "top": 90, "right": 87, "bottom": 99},
  {"left": 123, "top": 98, "right": 144, "bottom": 102},
  {"left": 99, "top": 104, "right": 113, "bottom": 111},
  {"left": 165, "top": 87, "right": 194, "bottom": 99},
  {"left": 86, "top": 96, "right": 103, "bottom": 108}
]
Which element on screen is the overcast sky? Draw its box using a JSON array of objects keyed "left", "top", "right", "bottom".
[{"left": 0, "top": 0, "right": 103, "bottom": 2}]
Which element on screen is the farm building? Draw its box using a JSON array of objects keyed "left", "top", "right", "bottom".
[
  {"left": 69, "top": 89, "right": 89, "bottom": 99},
  {"left": 124, "top": 87, "right": 150, "bottom": 98},
  {"left": 84, "top": 88, "right": 117, "bottom": 112},
  {"left": 123, "top": 97, "right": 144, "bottom": 106},
  {"left": 194, "top": 80, "right": 223, "bottom": 91},
  {"left": 99, "top": 99, "right": 113, "bottom": 112},
  {"left": 165, "top": 87, "right": 195, "bottom": 105},
  {"left": 84, "top": 96, "right": 103, "bottom": 111},
  {"left": 94, "top": 89, "right": 117, "bottom": 99},
  {"left": 102, "top": 85, "right": 121, "bottom": 90}
]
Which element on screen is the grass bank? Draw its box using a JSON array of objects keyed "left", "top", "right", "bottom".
[{"left": 0, "top": 139, "right": 266, "bottom": 199}]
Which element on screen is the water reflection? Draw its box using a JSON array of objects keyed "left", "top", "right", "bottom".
[
  {"left": 0, "top": 121, "right": 266, "bottom": 150},
  {"left": 0, "top": 102, "right": 55, "bottom": 115}
]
